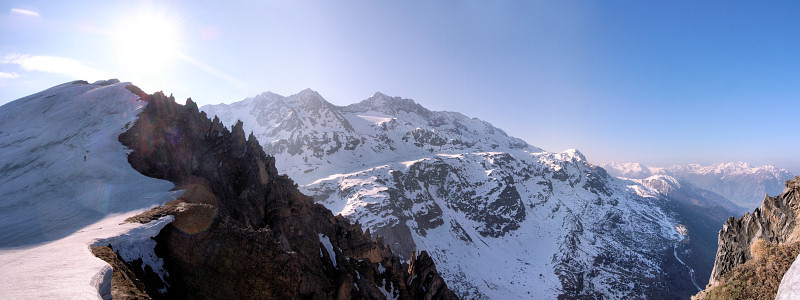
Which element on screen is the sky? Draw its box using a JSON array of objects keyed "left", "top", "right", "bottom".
[{"left": 1, "top": 1, "right": 799, "bottom": 173}]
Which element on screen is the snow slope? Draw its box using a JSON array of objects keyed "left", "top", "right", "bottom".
[
  {"left": 0, "top": 80, "right": 179, "bottom": 299},
  {"left": 203, "top": 90, "right": 691, "bottom": 298},
  {"left": 777, "top": 251, "right": 800, "bottom": 299}
]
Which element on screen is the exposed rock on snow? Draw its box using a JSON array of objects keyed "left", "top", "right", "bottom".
[
  {"left": 708, "top": 176, "right": 800, "bottom": 283},
  {"left": 120, "top": 88, "right": 458, "bottom": 299},
  {"left": 203, "top": 90, "right": 699, "bottom": 298}
]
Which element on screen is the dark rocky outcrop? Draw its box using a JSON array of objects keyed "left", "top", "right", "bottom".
[
  {"left": 694, "top": 176, "right": 800, "bottom": 299},
  {"left": 112, "top": 86, "right": 458, "bottom": 299},
  {"left": 91, "top": 245, "right": 152, "bottom": 300}
]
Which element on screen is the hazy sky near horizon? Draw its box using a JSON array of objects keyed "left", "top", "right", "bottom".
[{"left": 1, "top": 1, "right": 799, "bottom": 173}]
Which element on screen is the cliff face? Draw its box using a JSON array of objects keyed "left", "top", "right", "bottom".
[
  {"left": 695, "top": 176, "right": 800, "bottom": 299},
  {"left": 709, "top": 176, "right": 800, "bottom": 283},
  {"left": 113, "top": 86, "right": 457, "bottom": 299}
]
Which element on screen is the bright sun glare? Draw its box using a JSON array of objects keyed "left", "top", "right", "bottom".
[{"left": 114, "top": 13, "right": 180, "bottom": 73}]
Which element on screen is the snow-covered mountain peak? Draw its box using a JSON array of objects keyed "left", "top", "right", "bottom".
[
  {"left": 271, "top": 88, "right": 334, "bottom": 111},
  {"left": 601, "top": 161, "right": 654, "bottom": 179},
  {"left": 218, "top": 91, "right": 284, "bottom": 112},
  {"left": 557, "top": 148, "right": 586, "bottom": 162},
  {"left": 202, "top": 89, "right": 542, "bottom": 184},
  {"left": 292, "top": 87, "right": 325, "bottom": 102},
  {"left": 346, "top": 92, "right": 431, "bottom": 117},
  {"left": 677, "top": 161, "right": 787, "bottom": 177},
  {"left": 638, "top": 174, "right": 682, "bottom": 194}
]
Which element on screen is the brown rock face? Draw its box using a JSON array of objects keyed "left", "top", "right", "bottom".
[
  {"left": 694, "top": 240, "right": 800, "bottom": 300},
  {"left": 708, "top": 176, "right": 800, "bottom": 284},
  {"left": 696, "top": 176, "right": 800, "bottom": 298},
  {"left": 115, "top": 86, "right": 457, "bottom": 299},
  {"left": 91, "top": 246, "right": 152, "bottom": 300}
]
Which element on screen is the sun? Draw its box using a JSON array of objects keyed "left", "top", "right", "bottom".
[{"left": 114, "top": 12, "right": 181, "bottom": 74}]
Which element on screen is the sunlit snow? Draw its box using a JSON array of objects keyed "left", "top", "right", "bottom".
[{"left": 0, "top": 81, "right": 178, "bottom": 299}]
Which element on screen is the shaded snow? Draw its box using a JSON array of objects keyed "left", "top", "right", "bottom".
[
  {"left": 378, "top": 262, "right": 386, "bottom": 274},
  {"left": 318, "top": 233, "right": 337, "bottom": 268},
  {"left": 0, "top": 81, "right": 178, "bottom": 299},
  {"left": 355, "top": 112, "right": 393, "bottom": 124},
  {"left": 777, "top": 253, "right": 800, "bottom": 299},
  {"left": 377, "top": 279, "right": 398, "bottom": 300},
  {"left": 96, "top": 216, "right": 175, "bottom": 284}
]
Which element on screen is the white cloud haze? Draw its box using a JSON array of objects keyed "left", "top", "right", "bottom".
[
  {"left": 0, "top": 72, "right": 20, "bottom": 79},
  {"left": 1, "top": 54, "right": 109, "bottom": 81},
  {"left": 10, "top": 8, "right": 41, "bottom": 18}
]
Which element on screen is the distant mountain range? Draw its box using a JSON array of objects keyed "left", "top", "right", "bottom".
[
  {"left": 695, "top": 176, "right": 800, "bottom": 299},
  {"left": 202, "top": 89, "right": 745, "bottom": 298},
  {"left": 602, "top": 162, "right": 794, "bottom": 211}
]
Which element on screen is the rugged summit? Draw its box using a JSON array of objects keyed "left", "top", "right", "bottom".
[
  {"left": 203, "top": 90, "right": 701, "bottom": 298},
  {"left": 202, "top": 90, "right": 537, "bottom": 186},
  {"left": 695, "top": 176, "right": 800, "bottom": 299},
  {"left": 110, "top": 87, "right": 458, "bottom": 299}
]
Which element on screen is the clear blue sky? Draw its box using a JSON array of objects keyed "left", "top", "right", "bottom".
[{"left": 1, "top": 1, "right": 799, "bottom": 173}]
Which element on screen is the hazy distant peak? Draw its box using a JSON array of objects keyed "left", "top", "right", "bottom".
[
  {"left": 254, "top": 91, "right": 282, "bottom": 99},
  {"left": 279, "top": 88, "right": 336, "bottom": 109},
  {"left": 603, "top": 160, "right": 794, "bottom": 210},
  {"left": 290, "top": 88, "right": 324, "bottom": 101},
  {"left": 297, "top": 88, "right": 320, "bottom": 97},
  {"left": 347, "top": 92, "right": 430, "bottom": 116},
  {"left": 642, "top": 174, "right": 681, "bottom": 188},
  {"left": 600, "top": 162, "right": 654, "bottom": 179},
  {"left": 371, "top": 91, "right": 389, "bottom": 98},
  {"left": 604, "top": 161, "right": 792, "bottom": 179},
  {"left": 674, "top": 161, "right": 788, "bottom": 176}
]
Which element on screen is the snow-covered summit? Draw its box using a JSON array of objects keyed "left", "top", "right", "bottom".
[
  {"left": 556, "top": 148, "right": 587, "bottom": 162},
  {"left": 602, "top": 161, "right": 655, "bottom": 179},
  {"left": 346, "top": 92, "right": 431, "bottom": 117},
  {"left": 202, "top": 90, "right": 540, "bottom": 184},
  {"left": 673, "top": 162, "right": 789, "bottom": 177}
]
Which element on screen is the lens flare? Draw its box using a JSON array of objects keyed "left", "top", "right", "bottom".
[{"left": 114, "top": 11, "right": 181, "bottom": 74}]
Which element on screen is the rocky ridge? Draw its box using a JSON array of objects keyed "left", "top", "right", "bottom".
[
  {"left": 100, "top": 86, "right": 458, "bottom": 299},
  {"left": 694, "top": 176, "right": 800, "bottom": 299}
]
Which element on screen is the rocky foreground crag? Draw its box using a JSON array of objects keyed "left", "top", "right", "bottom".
[
  {"left": 95, "top": 85, "right": 457, "bottom": 299},
  {"left": 695, "top": 176, "right": 800, "bottom": 299}
]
